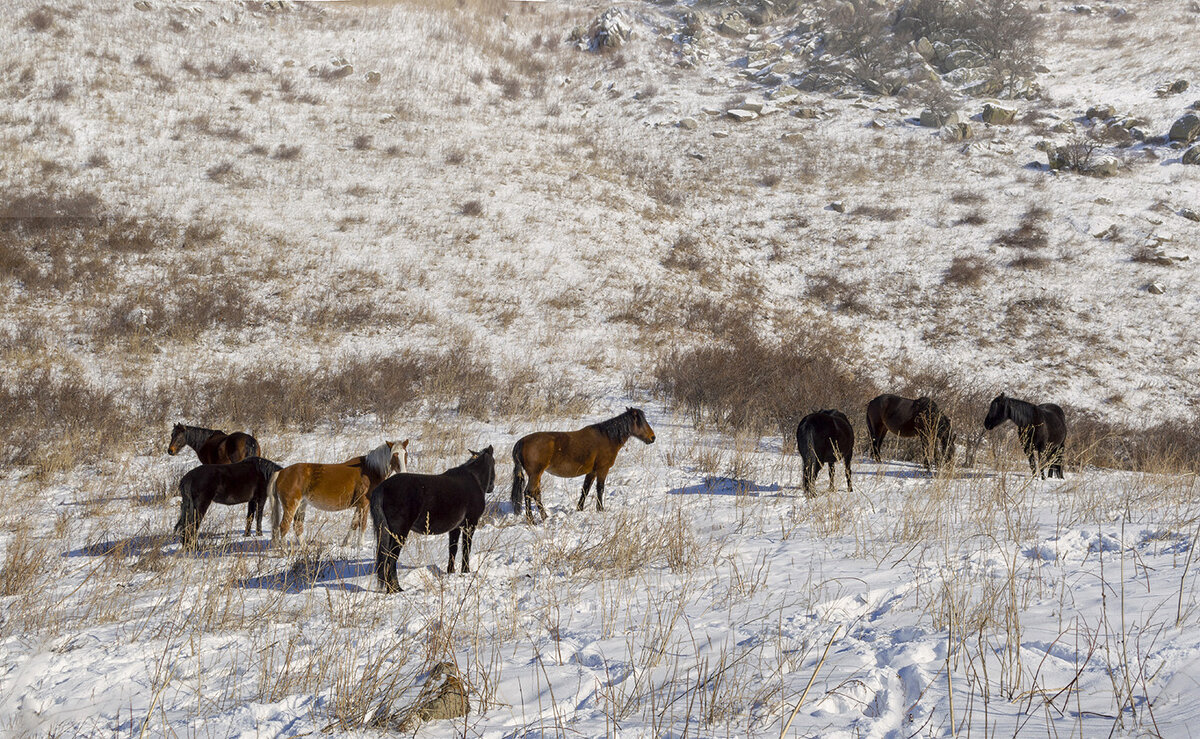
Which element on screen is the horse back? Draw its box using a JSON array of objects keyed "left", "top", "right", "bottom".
[
  {"left": 276, "top": 461, "right": 365, "bottom": 509},
  {"left": 372, "top": 472, "right": 480, "bottom": 534},
  {"left": 518, "top": 429, "right": 604, "bottom": 477},
  {"left": 1038, "top": 403, "right": 1067, "bottom": 443},
  {"left": 182, "top": 458, "right": 261, "bottom": 505}
]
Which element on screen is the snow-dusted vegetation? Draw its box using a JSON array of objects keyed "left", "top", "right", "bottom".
[{"left": 2, "top": 0, "right": 1199, "bottom": 735}]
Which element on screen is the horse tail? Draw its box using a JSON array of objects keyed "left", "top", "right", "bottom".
[
  {"left": 510, "top": 439, "right": 527, "bottom": 514},
  {"left": 268, "top": 469, "right": 282, "bottom": 538}
]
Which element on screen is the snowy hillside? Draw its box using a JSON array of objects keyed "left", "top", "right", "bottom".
[{"left": 1, "top": 0, "right": 1199, "bottom": 736}]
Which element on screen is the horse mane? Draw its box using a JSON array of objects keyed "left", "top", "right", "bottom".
[
  {"left": 1004, "top": 397, "right": 1040, "bottom": 427},
  {"left": 182, "top": 425, "right": 221, "bottom": 448},
  {"left": 362, "top": 442, "right": 394, "bottom": 479},
  {"left": 251, "top": 456, "right": 282, "bottom": 480},
  {"left": 590, "top": 409, "right": 639, "bottom": 444}
]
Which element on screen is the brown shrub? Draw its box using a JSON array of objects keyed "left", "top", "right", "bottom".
[
  {"left": 943, "top": 255, "right": 994, "bottom": 287},
  {"left": 1008, "top": 253, "right": 1050, "bottom": 270},
  {"left": 654, "top": 328, "right": 879, "bottom": 437},
  {"left": 461, "top": 200, "right": 484, "bottom": 217},
  {"left": 851, "top": 205, "right": 906, "bottom": 221}
]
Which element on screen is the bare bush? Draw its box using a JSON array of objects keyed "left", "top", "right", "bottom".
[
  {"left": 654, "top": 328, "right": 879, "bottom": 436},
  {"left": 943, "top": 255, "right": 994, "bottom": 286},
  {"left": 461, "top": 200, "right": 484, "bottom": 217}
]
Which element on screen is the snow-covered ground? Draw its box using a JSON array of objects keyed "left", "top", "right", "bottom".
[
  {"left": 3, "top": 415, "right": 1200, "bottom": 737},
  {"left": 2, "top": 0, "right": 1200, "bottom": 736}
]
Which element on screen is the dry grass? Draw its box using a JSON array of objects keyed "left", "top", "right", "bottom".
[{"left": 942, "top": 255, "right": 994, "bottom": 287}]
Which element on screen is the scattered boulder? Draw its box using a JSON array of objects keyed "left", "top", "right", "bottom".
[
  {"left": 1087, "top": 156, "right": 1119, "bottom": 176},
  {"left": 133, "top": 0, "right": 152, "bottom": 9},
  {"left": 914, "top": 37, "right": 936, "bottom": 61},
  {"left": 792, "top": 107, "right": 820, "bottom": 119},
  {"left": 715, "top": 11, "right": 750, "bottom": 38},
  {"left": 572, "top": 8, "right": 632, "bottom": 50},
  {"left": 1168, "top": 114, "right": 1200, "bottom": 143},
  {"left": 1147, "top": 282, "right": 1165, "bottom": 295},
  {"left": 1183, "top": 146, "right": 1200, "bottom": 165},
  {"left": 364, "top": 70, "right": 381, "bottom": 84},
  {"left": 1051, "top": 120, "right": 1076, "bottom": 134},
  {"left": 942, "top": 122, "right": 974, "bottom": 142},
  {"left": 678, "top": 117, "right": 698, "bottom": 130},
  {"left": 389, "top": 663, "right": 470, "bottom": 732},
  {"left": 781, "top": 131, "right": 804, "bottom": 143},
  {"left": 920, "top": 109, "right": 959, "bottom": 128},
  {"left": 1085, "top": 104, "right": 1115, "bottom": 121},
  {"left": 727, "top": 108, "right": 758, "bottom": 122},
  {"left": 712, "top": 131, "right": 729, "bottom": 138},
  {"left": 1181, "top": 208, "right": 1200, "bottom": 222},
  {"left": 981, "top": 103, "right": 1017, "bottom": 125},
  {"left": 738, "top": 100, "right": 765, "bottom": 114},
  {"left": 124, "top": 306, "right": 150, "bottom": 327},
  {"left": 830, "top": 201, "right": 846, "bottom": 213},
  {"left": 1156, "top": 79, "right": 1189, "bottom": 97}
]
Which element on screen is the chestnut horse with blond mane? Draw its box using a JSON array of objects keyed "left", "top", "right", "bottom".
[
  {"left": 511, "top": 408, "right": 655, "bottom": 522},
  {"left": 269, "top": 440, "right": 408, "bottom": 546}
]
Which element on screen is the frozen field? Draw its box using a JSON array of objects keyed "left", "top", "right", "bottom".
[{"left": 2, "top": 0, "right": 1199, "bottom": 736}]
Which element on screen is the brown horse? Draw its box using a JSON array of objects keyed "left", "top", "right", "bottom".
[
  {"left": 269, "top": 440, "right": 408, "bottom": 546},
  {"left": 168, "top": 423, "right": 260, "bottom": 465},
  {"left": 865, "top": 394, "right": 955, "bottom": 470},
  {"left": 511, "top": 408, "right": 655, "bottom": 522}
]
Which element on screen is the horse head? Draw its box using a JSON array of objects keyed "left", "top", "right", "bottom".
[
  {"left": 388, "top": 439, "right": 409, "bottom": 474},
  {"left": 627, "top": 407, "right": 656, "bottom": 444},
  {"left": 983, "top": 395, "right": 1007, "bottom": 430},
  {"left": 468, "top": 445, "right": 496, "bottom": 495},
  {"left": 168, "top": 423, "right": 186, "bottom": 455}
]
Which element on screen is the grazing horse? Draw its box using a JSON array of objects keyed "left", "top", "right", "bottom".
[
  {"left": 865, "top": 394, "right": 955, "bottom": 470},
  {"left": 511, "top": 408, "right": 655, "bottom": 522},
  {"left": 796, "top": 409, "right": 854, "bottom": 496},
  {"left": 168, "top": 423, "right": 260, "bottom": 465},
  {"left": 175, "top": 456, "right": 282, "bottom": 547},
  {"left": 269, "top": 440, "right": 408, "bottom": 546},
  {"left": 370, "top": 446, "right": 496, "bottom": 593},
  {"left": 983, "top": 394, "right": 1067, "bottom": 478}
]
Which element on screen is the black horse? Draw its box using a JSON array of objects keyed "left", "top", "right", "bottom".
[
  {"left": 175, "top": 456, "right": 282, "bottom": 546},
  {"left": 796, "top": 410, "right": 854, "bottom": 496},
  {"left": 168, "top": 423, "right": 260, "bottom": 465},
  {"left": 983, "top": 394, "right": 1067, "bottom": 478},
  {"left": 865, "top": 394, "right": 955, "bottom": 470},
  {"left": 370, "top": 446, "right": 496, "bottom": 593}
]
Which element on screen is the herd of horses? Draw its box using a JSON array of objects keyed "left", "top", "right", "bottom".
[{"left": 165, "top": 394, "right": 1066, "bottom": 592}]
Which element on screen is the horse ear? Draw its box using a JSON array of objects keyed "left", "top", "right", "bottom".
[
  {"left": 468, "top": 448, "right": 479, "bottom": 456},
  {"left": 485, "top": 445, "right": 493, "bottom": 454},
  {"left": 401, "top": 439, "right": 409, "bottom": 449}
]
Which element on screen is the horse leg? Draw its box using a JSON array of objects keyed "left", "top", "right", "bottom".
[
  {"left": 827, "top": 461, "right": 836, "bottom": 493},
  {"left": 461, "top": 524, "right": 475, "bottom": 574},
  {"left": 869, "top": 424, "right": 884, "bottom": 463},
  {"left": 844, "top": 455, "right": 853, "bottom": 493},
  {"left": 526, "top": 471, "right": 548, "bottom": 523},
  {"left": 375, "top": 522, "right": 405, "bottom": 593},
  {"left": 594, "top": 474, "right": 607, "bottom": 512},
  {"left": 447, "top": 528, "right": 461, "bottom": 574},
  {"left": 577, "top": 473, "right": 595, "bottom": 511},
  {"left": 188, "top": 497, "right": 212, "bottom": 547},
  {"left": 245, "top": 498, "right": 256, "bottom": 537},
  {"left": 254, "top": 495, "right": 265, "bottom": 536}
]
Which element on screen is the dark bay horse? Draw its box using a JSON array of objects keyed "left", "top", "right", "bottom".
[
  {"left": 370, "top": 446, "right": 496, "bottom": 593},
  {"left": 175, "top": 456, "right": 282, "bottom": 547},
  {"left": 796, "top": 409, "right": 854, "bottom": 496},
  {"left": 865, "top": 394, "right": 955, "bottom": 470},
  {"left": 984, "top": 394, "right": 1066, "bottom": 478},
  {"left": 269, "top": 440, "right": 408, "bottom": 546},
  {"left": 511, "top": 408, "right": 655, "bottom": 522},
  {"left": 168, "top": 423, "right": 260, "bottom": 465}
]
